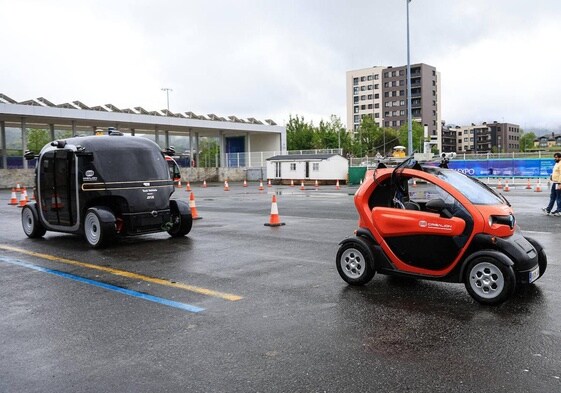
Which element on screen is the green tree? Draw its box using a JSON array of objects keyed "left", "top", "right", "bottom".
[
  {"left": 352, "top": 117, "right": 400, "bottom": 157},
  {"left": 398, "top": 121, "right": 425, "bottom": 153},
  {"left": 287, "top": 115, "right": 315, "bottom": 150},
  {"left": 198, "top": 138, "right": 220, "bottom": 167},
  {"left": 27, "top": 128, "right": 51, "bottom": 153},
  {"left": 519, "top": 131, "right": 537, "bottom": 152}
]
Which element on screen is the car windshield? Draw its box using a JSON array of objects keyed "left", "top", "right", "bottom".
[
  {"left": 94, "top": 147, "right": 169, "bottom": 182},
  {"left": 433, "top": 169, "right": 505, "bottom": 205}
]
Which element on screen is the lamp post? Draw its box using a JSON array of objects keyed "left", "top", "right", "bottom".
[
  {"left": 406, "top": 0, "right": 413, "bottom": 155},
  {"left": 161, "top": 87, "right": 173, "bottom": 113}
]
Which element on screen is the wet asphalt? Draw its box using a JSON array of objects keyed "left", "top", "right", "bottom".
[{"left": 0, "top": 182, "right": 560, "bottom": 393}]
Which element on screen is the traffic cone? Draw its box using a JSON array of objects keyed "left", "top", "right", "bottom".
[
  {"left": 15, "top": 183, "right": 21, "bottom": 192},
  {"left": 224, "top": 180, "right": 230, "bottom": 191},
  {"left": 176, "top": 178, "right": 182, "bottom": 188},
  {"left": 185, "top": 181, "right": 191, "bottom": 192},
  {"left": 300, "top": 181, "right": 305, "bottom": 191},
  {"left": 22, "top": 187, "right": 28, "bottom": 202},
  {"left": 264, "top": 195, "right": 285, "bottom": 227},
  {"left": 336, "top": 179, "right": 340, "bottom": 190},
  {"left": 189, "top": 192, "right": 202, "bottom": 220},
  {"left": 503, "top": 180, "right": 510, "bottom": 192},
  {"left": 526, "top": 179, "right": 532, "bottom": 190},
  {"left": 17, "top": 193, "right": 27, "bottom": 208},
  {"left": 497, "top": 179, "right": 503, "bottom": 189},
  {"left": 243, "top": 179, "right": 248, "bottom": 187},
  {"left": 290, "top": 179, "right": 294, "bottom": 187},
  {"left": 8, "top": 188, "right": 18, "bottom": 205},
  {"left": 535, "top": 180, "right": 542, "bottom": 192},
  {"left": 259, "top": 180, "right": 264, "bottom": 191},
  {"left": 267, "top": 179, "right": 272, "bottom": 188},
  {"left": 202, "top": 180, "right": 207, "bottom": 188}
]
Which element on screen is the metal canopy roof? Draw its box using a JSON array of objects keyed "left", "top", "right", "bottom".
[{"left": 0, "top": 93, "right": 284, "bottom": 138}]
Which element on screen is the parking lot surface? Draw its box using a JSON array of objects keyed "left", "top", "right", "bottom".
[{"left": 1, "top": 183, "right": 560, "bottom": 392}]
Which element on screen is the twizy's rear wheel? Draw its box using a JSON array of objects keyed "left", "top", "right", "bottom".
[
  {"left": 336, "top": 238, "right": 375, "bottom": 285},
  {"left": 84, "top": 208, "right": 116, "bottom": 248},
  {"left": 21, "top": 205, "right": 46, "bottom": 238},
  {"left": 465, "top": 256, "right": 516, "bottom": 305}
]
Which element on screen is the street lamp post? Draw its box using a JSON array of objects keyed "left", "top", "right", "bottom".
[
  {"left": 406, "top": 0, "right": 413, "bottom": 155},
  {"left": 161, "top": 87, "right": 173, "bottom": 113}
]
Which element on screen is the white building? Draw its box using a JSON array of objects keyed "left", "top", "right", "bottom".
[{"left": 266, "top": 154, "right": 348, "bottom": 184}]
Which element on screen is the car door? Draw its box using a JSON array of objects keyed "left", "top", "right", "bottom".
[
  {"left": 39, "top": 149, "right": 78, "bottom": 228},
  {"left": 372, "top": 174, "right": 474, "bottom": 272}
]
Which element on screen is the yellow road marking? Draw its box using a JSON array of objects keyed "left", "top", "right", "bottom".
[{"left": 0, "top": 244, "right": 242, "bottom": 301}]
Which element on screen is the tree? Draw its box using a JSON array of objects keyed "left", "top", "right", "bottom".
[
  {"left": 27, "top": 128, "right": 51, "bottom": 153},
  {"left": 198, "top": 138, "right": 220, "bottom": 167},
  {"left": 397, "top": 121, "right": 425, "bottom": 153},
  {"left": 286, "top": 115, "right": 315, "bottom": 150},
  {"left": 519, "top": 131, "right": 537, "bottom": 152}
]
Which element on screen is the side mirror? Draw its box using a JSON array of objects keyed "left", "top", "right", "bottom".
[
  {"left": 24, "top": 150, "right": 36, "bottom": 160},
  {"left": 425, "top": 198, "right": 453, "bottom": 218}
]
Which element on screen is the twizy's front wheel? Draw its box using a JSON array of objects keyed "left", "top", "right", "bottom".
[
  {"left": 167, "top": 200, "right": 192, "bottom": 237},
  {"left": 465, "top": 256, "right": 516, "bottom": 305},
  {"left": 21, "top": 204, "right": 46, "bottom": 238},
  {"left": 84, "top": 208, "right": 116, "bottom": 248},
  {"left": 336, "top": 238, "right": 375, "bottom": 285}
]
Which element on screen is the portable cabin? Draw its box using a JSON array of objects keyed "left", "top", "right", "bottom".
[{"left": 266, "top": 154, "right": 348, "bottom": 184}]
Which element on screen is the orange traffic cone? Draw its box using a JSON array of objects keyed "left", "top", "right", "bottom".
[
  {"left": 189, "top": 192, "right": 202, "bottom": 220},
  {"left": 497, "top": 179, "right": 503, "bottom": 189},
  {"left": 259, "top": 180, "right": 264, "bottom": 191},
  {"left": 503, "top": 180, "right": 510, "bottom": 192},
  {"left": 17, "top": 193, "right": 27, "bottom": 208},
  {"left": 15, "top": 183, "right": 21, "bottom": 192},
  {"left": 243, "top": 179, "right": 248, "bottom": 187},
  {"left": 185, "top": 181, "right": 191, "bottom": 192},
  {"left": 224, "top": 180, "right": 230, "bottom": 191},
  {"left": 526, "top": 179, "right": 532, "bottom": 189},
  {"left": 336, "top": 179, "right": 341, "bottom": 190},
  {"left": 22, "top": 187, "right": 29, "bottom": 202},
  {"left": 535, "top": 180, "right": 542, "bottom": 192},
  {"left": 8, "top": 188, "right": 18, "bottom": 205},
  {"left": 267, "top": 179, "right": 272, "bottom": 188},
  {"left": 176, "top": 178, "right": 182, "bottom": 188},
  {"left": 300, "top": 181, "right": 305, "bottom": 191},
  {"left": 202, "top": 179, "right": 207, "bottom": 188},
  {"left": 290, "top": 179, "right": 294, "bottom": 187},
  {"left": 264, "top": 195, "right": 285, "bottom": 227}
]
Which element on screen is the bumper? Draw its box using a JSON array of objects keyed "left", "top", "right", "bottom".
[{"left": 122, "top": 210, "right": 172, "bottom": 234}]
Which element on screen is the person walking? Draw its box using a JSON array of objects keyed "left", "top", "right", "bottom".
[{"left": 543, "top": 152, "right": 561, "bottom": 216}]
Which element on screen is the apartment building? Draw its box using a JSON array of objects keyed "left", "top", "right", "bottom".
[
  {"left": 346, "top": 63, "right": 442, "bottom": 152},
  {"left": 441, "top": 122, "right": 457, "bottom": 153},
  {"left": 455, "top": 121, "right": 520, "bottom": 154}
]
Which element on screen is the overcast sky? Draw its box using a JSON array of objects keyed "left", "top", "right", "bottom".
[{"left": 1, "top": 0, "right": 560, "bottom": 132}]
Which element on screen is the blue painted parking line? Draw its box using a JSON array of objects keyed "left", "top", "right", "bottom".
[{"left": 0, "top": 257, "right": 204, "bottom": 314}]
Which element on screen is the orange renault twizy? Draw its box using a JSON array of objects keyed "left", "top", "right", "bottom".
[{"left": 336, "top": 156, "right": 547, "bottom": 305}]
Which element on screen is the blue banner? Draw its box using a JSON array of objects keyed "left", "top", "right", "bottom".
[{"left": 447, "top": 158, "right": 555, "bottom": 178}]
